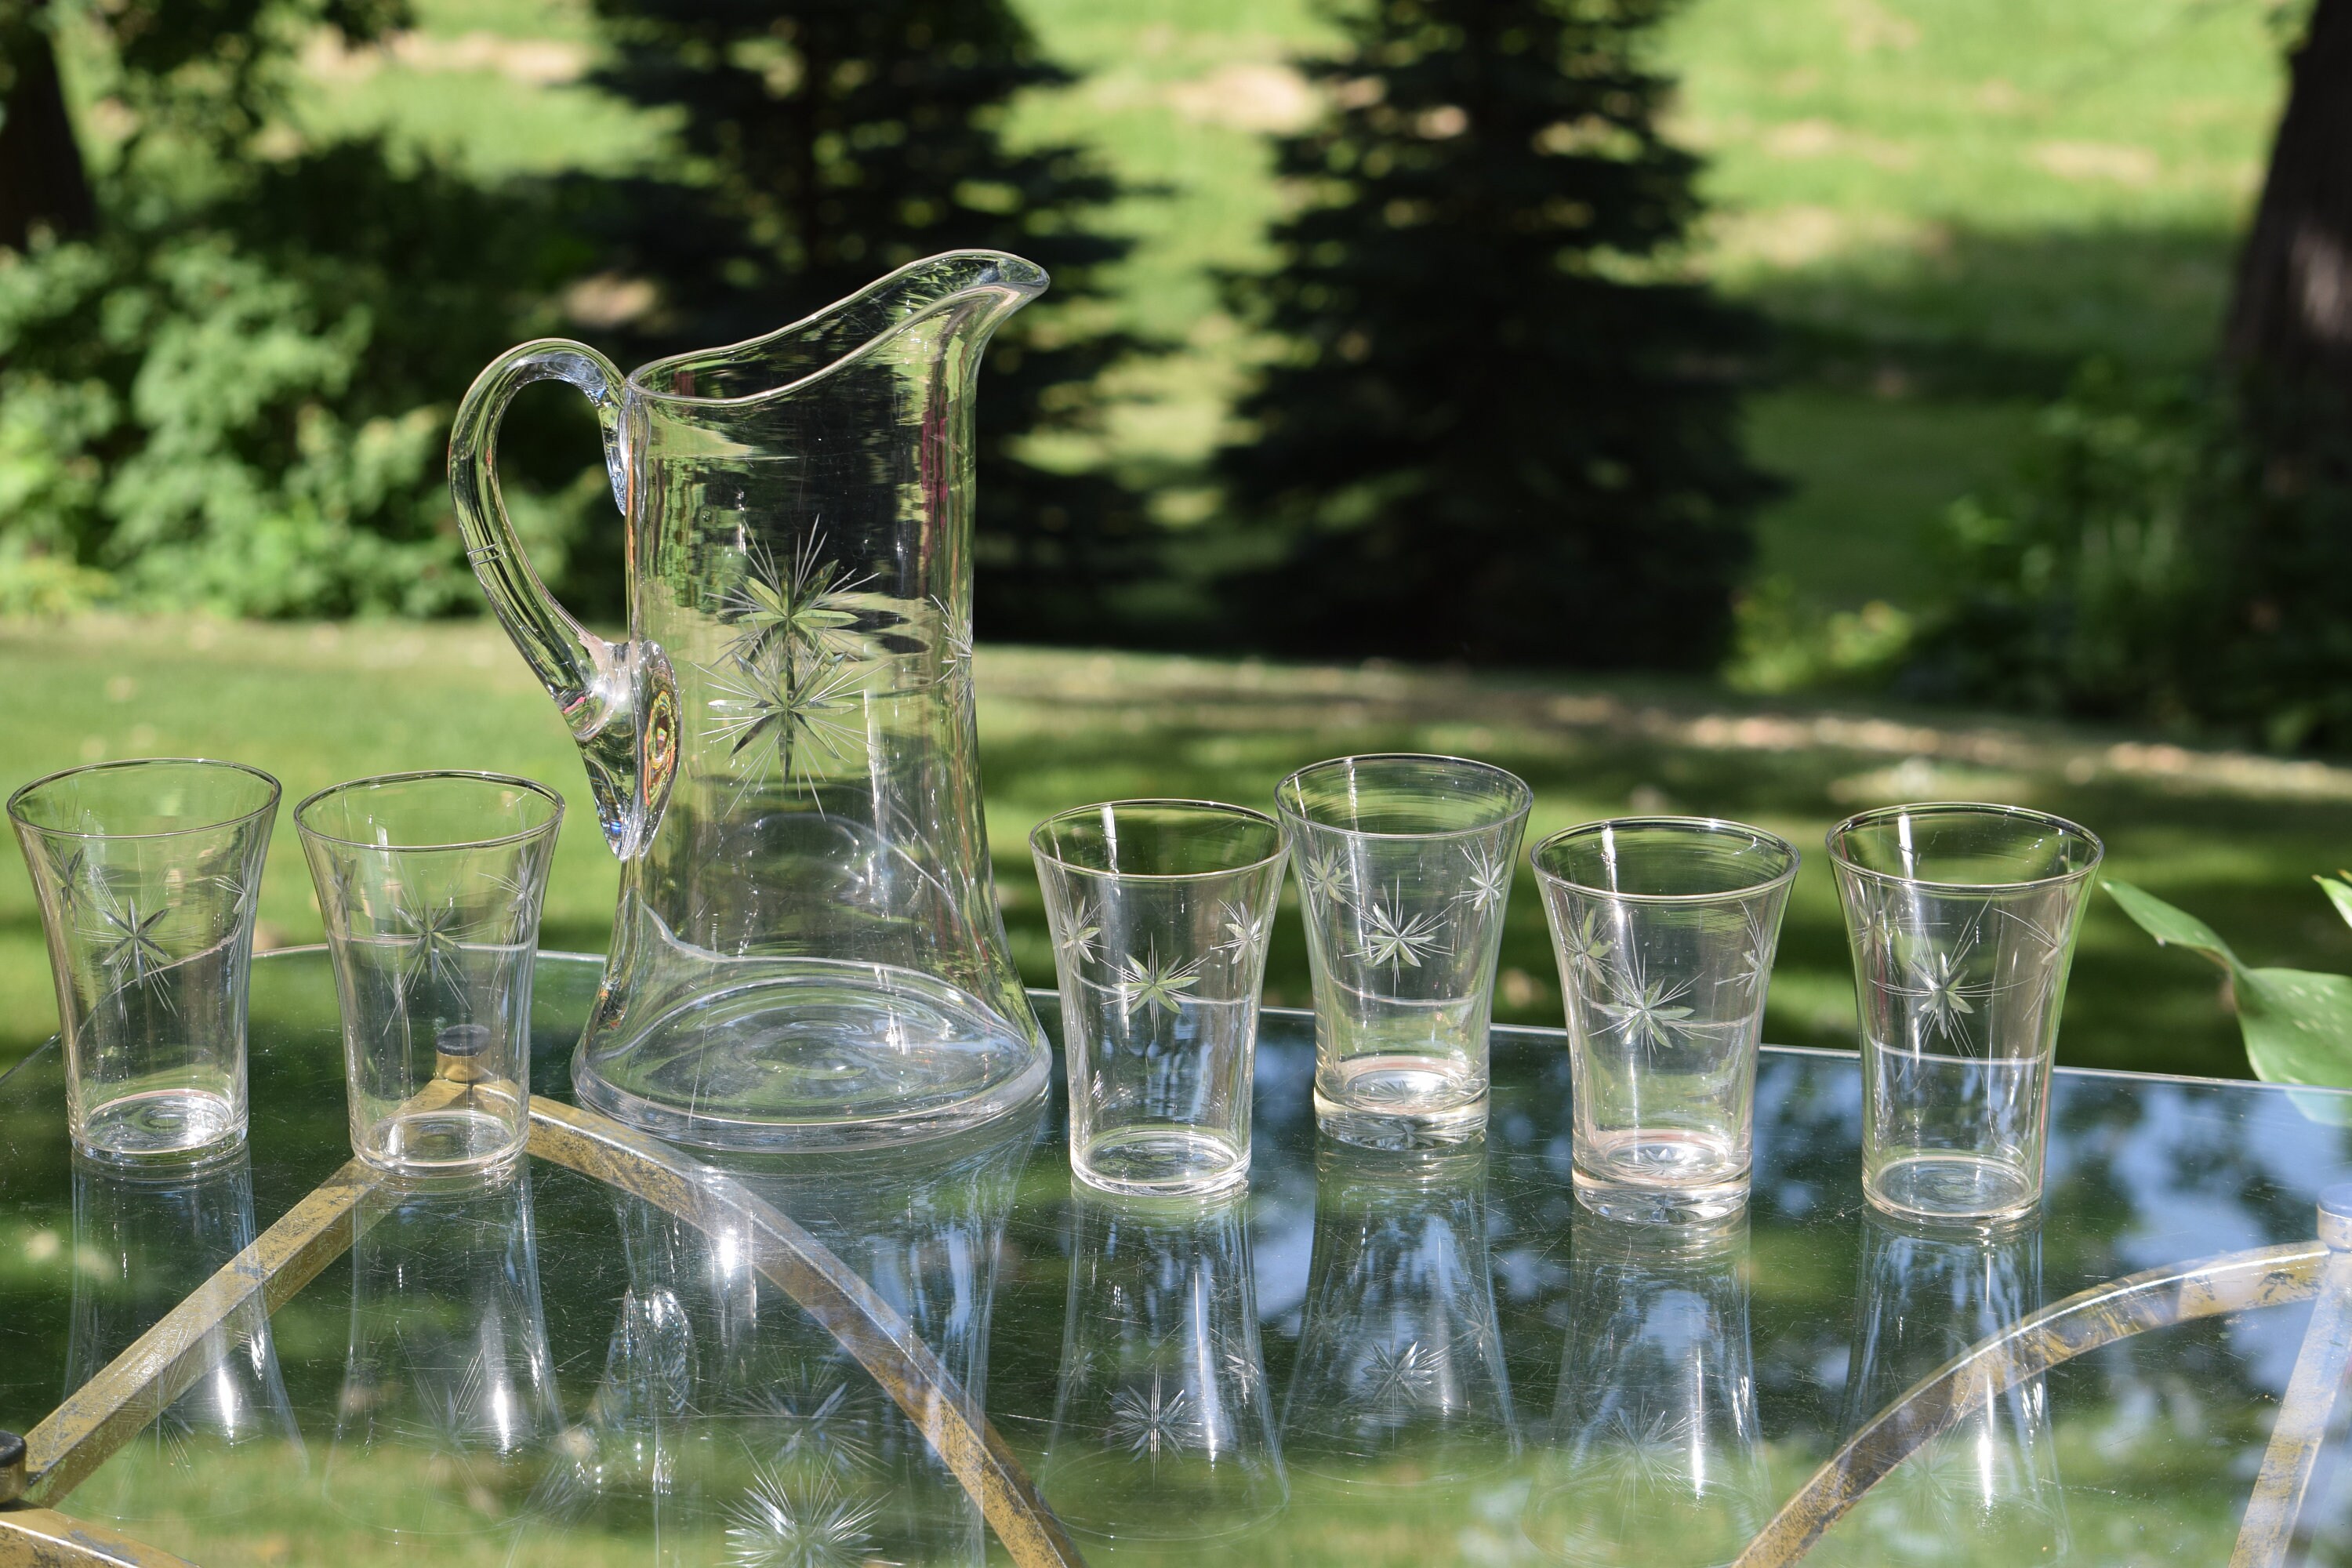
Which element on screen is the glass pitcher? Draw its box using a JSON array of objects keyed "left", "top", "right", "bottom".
[{"left": 449, "top": 251, "right": 1051, "bottom": 1149}]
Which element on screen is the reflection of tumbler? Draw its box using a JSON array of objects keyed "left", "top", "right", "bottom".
[
  {"left": 1523, "top": 1214, "right": 1769, "bottom": 1568},
  {"left": 1828, "top": 1215, "right": 2066, "bottom": 1565},
  {"left": 325, "top": 1163, "right": 561, "bottom": 1554},
  {"left": 64, "top": 1149, "right": 303, "bottom": 1523},
  {"left": 532, "top": 1098, "right": 1043, "bottom": 1568},
  {"left": 1041, "top": 1191, "right": 1286, "bottom": 1544},
  {"left": 1282, "top": 1134, "right": 1515, "bottom": 1488}
]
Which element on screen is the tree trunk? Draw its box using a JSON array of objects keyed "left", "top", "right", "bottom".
[
  {"left": 2225, "top": 0, "right": 2352, "bottom": 402},
  {"left": 0, "top": 2, "right": 96, "bottom": 251}
]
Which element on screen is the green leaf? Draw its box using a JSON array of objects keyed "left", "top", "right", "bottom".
[
  {"left": 2315, "top": 873, "right": 2352, "bottom": 936},
  {"left": 2238, "top": 967, "right": 2352, "bottom": 1095},
  {"left": 2103, "top": 879, "right": 2238, "bottom": 970}
]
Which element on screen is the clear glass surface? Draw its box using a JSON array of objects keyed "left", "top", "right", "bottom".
[
  {"left": 8, "top": 757, "right": 279, "bottom": 1162},
  {"left": 2, "top": 950, "right": 2351, "bottom": 1565},
  {"left": 1275, "top": 753, "right": 1531, "bottom": 1148},
  {"left": 1523, "top": 1213, "right": 1771, "bottom": 1566},
  {"left": 1829, "top": 803, "right": 2103, "bottom": 1222},
  {"left": 1032, "top": 800, "right": 1286, "bottom": 1196},
  {"left": 1040, "top": 1191, "right": 1285, "bottom": 1541},
  {"left": 297, "top": 772, "right": 564, "bottom": 1174},
  {"left": 450, "top": 252, "right": 1052, "bottom": 1150},
  {"left": 1534, "top": 816, "right": 1798, "bottom": 1223}
]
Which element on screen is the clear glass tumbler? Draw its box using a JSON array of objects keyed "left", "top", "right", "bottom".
[
  {"left": 296, "top": 771, "right": 564, "bottom": 1173},
  {"left": 1032, "top": 800, "right": 1287, "bottom": 1197},
  {"left": 9, "top": 757, "right": 281, "bottom": 1162},
  {"left": 1533, "top": 816, "right": 1798, "bottom": 1223},
  {"left": 1828, "top": 802, "right": 2102, "bottom": 1224},
  {"left": 1275, "top": 753, "right": 1530, "bottom": 1148}
]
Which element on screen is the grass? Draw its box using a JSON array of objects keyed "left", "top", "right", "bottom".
[{"left": 8, "top": 617, "right": 2352, "bottom": 1083}]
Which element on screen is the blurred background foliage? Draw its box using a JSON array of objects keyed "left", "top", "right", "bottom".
[{"left": 1, "top": 0, "right": 2340, "bottom": 724}]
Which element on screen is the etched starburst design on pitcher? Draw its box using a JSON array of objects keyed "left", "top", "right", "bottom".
[
  {"left": 720, "top": 532, "right": 874, "bottom": 668},
  {"left": 704, "top": 650, "right": 866, "bottom": 790}
]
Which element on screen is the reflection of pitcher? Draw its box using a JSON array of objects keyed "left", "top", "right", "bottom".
[
  {"left": 1523, "top": 1214, "right": 1769, "bottom": 1567},
  {"left": 1826, "top": 1215, "right": 2065, "bottom": 1565},
  {"left": 1282, "top": 1134, "right": 1515, "bottom": 1486},
  {"left": 1042, "top": 1192, "right": 1286, "bottom": 1544},
  {"left": 64, "top": 1149, "right": 303, "bottom": 1523},
  {"left": 452, "top": 252, "right": 1052, "bottom": 1151},
  {"left": 539, "top": 1097, "right": 1042, "bottom": 1565},
  {"left": 325, "top": 1163, "right": 562, "bottom": 1553}
]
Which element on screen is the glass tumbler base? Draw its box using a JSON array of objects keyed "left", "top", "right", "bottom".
[
  {"left": 1572, "top": 1169, "right": 1748, "bottom": 1225},
  {"left": 1313, "top": 1084, "right": 1486, "bottom": 1151},
  {"left": 76, "top": 1087, "right": 243, "bottom": 1164},
  {"left": 1073, "top": 1127, "right": 1248, "bottom": 1198},
  {"left": 1865, "top": 1151, "right": 2040, "bottom": 1223}
]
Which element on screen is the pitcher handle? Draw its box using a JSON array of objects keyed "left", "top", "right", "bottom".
[{"left": 448, "top": 339, "right": 674, "bottom": 858}]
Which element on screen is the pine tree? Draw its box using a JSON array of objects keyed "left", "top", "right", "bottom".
[
  {"left": 579, "top": 0, "right": 1149, "bottom": 639},
  {"left": 1219, "top": 0, "right": 1773, "bottom": 669}
]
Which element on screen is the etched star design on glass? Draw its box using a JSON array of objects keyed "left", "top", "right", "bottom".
[
  {"left": 932, "top": 593, "right": 975, "bottom": 674},
  {"left": 1590, "top": 1406, "right": 1699, "bottom": 1508},
  {"left": 1730, "top": 902, "right": 1777, "bottom": 996},
  {"left": 1297, "top": 843, "right": 1352, "bottom": 906},
  {"left": 390, "top": 893, "right": 470, "bottom": 996},
  {"left": 739, "top": 1371, "right": 875, "bottom": 1482},
  {"left": 1458, "top": 841, "right": 1512, "bottom": 913},
  {"left": 92, "top": 896, "right": 173, "bottom": 997},
  {"left": 1105, "top": 1373, "right": 1196, "bottom": 1470},
  {"left": 1355, "top": 891, "right": 1450, "bottom": 972},
  {"left": 1114, "top": 946, "right": 1202, "bottom": 1023},
  {"left": 721, "top": 1463, "right": 883, "bottom": 1568},
  {"left": 1555, "top": 903, "right": 1616, "bottom": 987},
  {"left": 703, "top": 648, "right": 866, "bottom": 793},
  {"left": 1359, "top": 1338, "right": 1443, "bottom": 1411},
  {"left": 1597, "top": 956, "right": 1696, "bottom": 1054},
  {"left": 1215, "top": 900, "right": 1269, "bottom": 964},
  {"left": 719, "top": 530, "right": 874, "bottom": 669},
  {"left": 1895, "top": 947, "right": 1994, "bottom": 1045},
  {"left": 1056, "top": 898, "right": 1105, "bottom": 967}
]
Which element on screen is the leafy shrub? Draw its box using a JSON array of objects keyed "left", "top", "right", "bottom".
[{"left": 1908, "top": 361, "right": 2352, "bottom": 750}]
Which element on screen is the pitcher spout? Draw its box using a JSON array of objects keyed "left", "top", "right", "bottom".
[{"left": 630, "top": 250, "right": 1049, "bottom": 404}]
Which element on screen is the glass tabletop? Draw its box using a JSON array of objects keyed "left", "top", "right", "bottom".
[{"left": 2, "top": 949, "right": 2349, "bottom": 1566}]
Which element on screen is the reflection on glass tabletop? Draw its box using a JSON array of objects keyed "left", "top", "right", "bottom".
[{"left": 2, "top": 948, "right": 2350, "bottom": 1566}]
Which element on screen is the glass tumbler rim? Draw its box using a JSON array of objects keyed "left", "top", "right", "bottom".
[
  {"left": 1825, "top": 800, "right": 2103, "bottom": 893},
  {"left": 1030, "top": 797, "right": 1287, "bottom": 882},
  {"left": 1274, "top": 751, "right": 1534, "bottom": 840},
  {"left": 1530, "top": 815, "right": 1800, "bottom": 903},
  {"left": 7, "top": 756, "right": 282, "bottom": 842},
  {"left": 293, "top": 769, "right": 566, "bottom": 852}
]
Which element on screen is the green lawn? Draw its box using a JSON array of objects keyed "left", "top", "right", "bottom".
[{"left": 7, "top": 618, "right": 2351, "bottom": 1083}]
